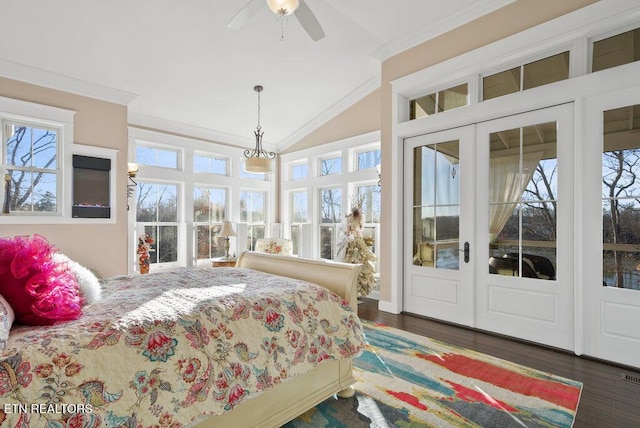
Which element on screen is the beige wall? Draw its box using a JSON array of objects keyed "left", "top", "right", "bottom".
[
  {"left": 285, "top": 87, "right": 381, "bottom": 153},
  {"left": 0, "top": 77, "right": 129, "bottom": 278}
]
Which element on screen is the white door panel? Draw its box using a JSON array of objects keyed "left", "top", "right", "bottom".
[{"left": 475, "top": 104, "right": 575, "bottom": 351}]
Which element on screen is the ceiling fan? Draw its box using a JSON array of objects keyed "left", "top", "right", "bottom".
[{"left": 227, "top": 0, "right": 325, "bottom": 41}]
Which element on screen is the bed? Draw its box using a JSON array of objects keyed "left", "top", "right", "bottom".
[{"left": 0, "top": 250, "right": 365, "bottom": 428}]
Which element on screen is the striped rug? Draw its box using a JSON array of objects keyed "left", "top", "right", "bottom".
[{"left": 284, "top": 321, "right": 582, "bottom": 427}]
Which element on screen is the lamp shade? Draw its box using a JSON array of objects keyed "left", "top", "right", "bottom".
[
  {"left": 267, "top": 0, "right": 299, "bottom": 15},
  {"left": 219, "top": 221, "right": 236, "bottom": 237},
  {"left": 244, "top": 157, "right": 273, "bottom": 173}
]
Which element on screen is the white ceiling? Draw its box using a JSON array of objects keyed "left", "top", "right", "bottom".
[{"left": 0, "top": 0, "right": 514, "bottom": 151}]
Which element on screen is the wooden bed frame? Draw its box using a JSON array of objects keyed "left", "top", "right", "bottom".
[{"left": 191, "top": 251, "right": 363, "bottom": 428}]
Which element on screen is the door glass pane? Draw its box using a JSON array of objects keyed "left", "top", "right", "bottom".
[
  {"left": 489, "top": 122, "right": 557, "bottom": 280},
  {"left": 602, "top": 103, "right": 640, "bottom": 289},
  {"left": 413, "top": 140, "right": 460, "bottom": 270}
]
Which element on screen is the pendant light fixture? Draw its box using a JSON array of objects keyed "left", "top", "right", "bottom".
[{"left": 244, "top": 85, "right": 276, "bottom": 173}]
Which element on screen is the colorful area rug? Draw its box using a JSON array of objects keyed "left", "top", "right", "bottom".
[{"left": 284, "top": 321, "right": 582, "bottom": 427}]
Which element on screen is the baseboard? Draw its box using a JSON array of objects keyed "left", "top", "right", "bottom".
[{"left": 377, "top": 299, "right": 402, "bottom": 314}]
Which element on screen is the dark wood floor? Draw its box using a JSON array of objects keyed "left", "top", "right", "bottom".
[{"left": 357, "top": 298, "right": 640, "bottom": 428}]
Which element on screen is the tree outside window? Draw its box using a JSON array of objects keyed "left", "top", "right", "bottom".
[
  {"left": 137, "top": 182, "right": 179, "bottom": 265},
  {"left": 2, "top": 121, "right": 58, "bottom": 213},
  {"left": 194, "top": 186, "right": 226, "bottom": 260}
]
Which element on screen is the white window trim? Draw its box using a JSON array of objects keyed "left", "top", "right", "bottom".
[
  {"left": 0, "top": 97, "right": 116, "bottom": 224},
  {"left": 127, "top": 127, "right": 275, "bottom": 274},
  {"left": 281, "top": 131, "right": 381, "bottom": 260}
]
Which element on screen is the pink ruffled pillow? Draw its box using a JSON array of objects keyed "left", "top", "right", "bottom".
[{"left": 0, "top": 235, "right": 83, "bottom": 325}]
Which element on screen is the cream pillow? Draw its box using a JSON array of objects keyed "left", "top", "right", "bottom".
[
  {"left": 52, "top": 253, "right": 102, "bottom": 305},
  {"left": 0, "top": 294, "right": 15, "bottom": 349}
]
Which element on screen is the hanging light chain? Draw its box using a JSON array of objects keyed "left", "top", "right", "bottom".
[{"left": 244, "top": 85, "right": 275, "bottom": 160}]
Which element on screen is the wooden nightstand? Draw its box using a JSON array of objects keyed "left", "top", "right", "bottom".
[{"left": 211, "top": 258, "right": 237, "bottom": 267}]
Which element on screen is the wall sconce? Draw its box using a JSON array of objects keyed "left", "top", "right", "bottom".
[
  {"left": 219, "top": 221, "right": 237, "bottom": 260},
  {"left": 127, "top": 163, "right": 138, "bottom": 211}
]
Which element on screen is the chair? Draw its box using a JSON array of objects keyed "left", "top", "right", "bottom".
[
  {"left": 489, "top": 255, "right": 539, "bottom": 278},
  {"left": 255, "top": 238, "right": 293, "bottom": 256},
  {"left": 504, "top": 252, "right": 556, "bottom": 280}
]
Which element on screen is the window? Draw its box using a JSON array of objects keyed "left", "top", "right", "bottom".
[
  {"left": 482, "top": 51, "right": 570, "bottom": 101},
  {"left": 194, "top": 154, "right": 228, "bottom": 175},
  {"left": 240, "top": 190, "right": 266, "bottom": 250},
  {"left": 592, "top": 27, "right": 640, "bottom": 72},
  {"left": 2, "top": 120, "right": 59, "bottom": 214},
  {"left": 136, "top": 182, "right": 179, "bottom": 265},
  {"left": 136, "top": 145, "right": 179, "bottom": 169},
  {"left": 357, "top": 149, "right": 381, "bottom": 171},
  {"left": 319, "top": 188, "right": 342, "bottom": 259},
  {"left": 488, "top": 122, "right": 558, "bottom": 279},
  {"left": 289, "top": 190, "right": 308, "bottom": 255},
  {"left": 602, "top": 104, "right": 640, "bottom": 289},
  {"left": 356, "top": 183, "right": 381, "bottom": 272},
  {"left": 320, "top": 157, "right": 342, "bottom": 176},
  {"left": 290, "top": 163, "right": 308, "bottom": 180},
  {"left": 410, "top": 83, "right": 468, "bottom": 120},
  {"left": 194, "top": 186, "right": 227, "bottom": 260}
]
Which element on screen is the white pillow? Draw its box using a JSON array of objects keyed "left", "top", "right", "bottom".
[
  {"left": 0, "top": 294, "right": 15, "bottom": 349},
  {"left": 52, "top": 253, "right": 102, "bottom": 305}
]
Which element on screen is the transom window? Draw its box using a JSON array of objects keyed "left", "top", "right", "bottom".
[
  {"left": 356, "top": 149, "right": 381, "bottom": 170},
  {"left": 136, "top": 145, "right": 179, "bottom": 169},
  {"left": 194, "top": 153, "right": 228, "bottom": 175},
  {"left": 2, "top": 120, "right": 59, "bottom": 214},
  {"left": 592, "top": 26, "right": 640, "bottom": 72},
  {"left": 410, "top": 83, "right": 469, "bottom": 120},
  {"left": 320, "top": 156, "right": 342, "bottom": 175},
  {"left": 290, "top": 163, "right": 308, "bottom": 180},
  {"left": 482, "top": 51, "right": 570, "bottom": 101}
]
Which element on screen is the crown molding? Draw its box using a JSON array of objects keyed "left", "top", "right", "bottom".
[
  {"left": 276, "top": 74, "right": 381, "bottom": 153},
  {"left": 0, "top": 58, "right": 137, "bottom": 106},
  {"left": 370, "top": 0, "right": 517, "bottom": 61}
]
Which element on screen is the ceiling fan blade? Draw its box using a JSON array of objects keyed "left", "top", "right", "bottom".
[
  {"left": 295, "top": 0, "right": 325, "bottom": 41},
  {"left": 227, "top": 0, "right": 264, "bottom": 30}
]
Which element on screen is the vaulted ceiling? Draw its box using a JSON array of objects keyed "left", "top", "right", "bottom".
[{"left": 0, "top": 0, "right": 515, "bottom": 151}]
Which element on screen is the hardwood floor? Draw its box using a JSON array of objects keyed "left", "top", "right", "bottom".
[{"left": 357, "top": 298, "right": 640, "bottom": 428}]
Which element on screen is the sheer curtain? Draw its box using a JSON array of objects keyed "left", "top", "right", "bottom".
[{"left": 489, "top": 151, "right": 544, "bottom": 241}]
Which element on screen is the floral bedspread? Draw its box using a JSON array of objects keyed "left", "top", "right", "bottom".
[{"left": 0, "top": 268, "right": 366, "bottom": 427}]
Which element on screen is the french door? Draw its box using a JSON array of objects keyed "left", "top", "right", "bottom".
[
  {"left": 475, "top": 104, "right": 575, "bottom": 350},
  {"left": 403, "top": 126, "right": 475, "bottom": 326},
  {"left": 404, "top": 104, "right": 575, "bottom": 350}
]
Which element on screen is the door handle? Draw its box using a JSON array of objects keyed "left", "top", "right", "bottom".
[{"left": 457, "top": 242, "right": 470, "bottom": 263}]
